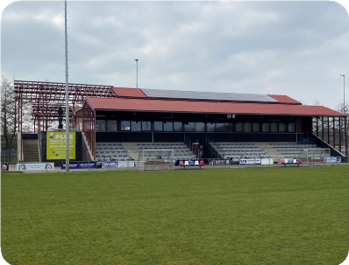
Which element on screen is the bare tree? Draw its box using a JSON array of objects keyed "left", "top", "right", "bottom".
[
  {"left": 1, "top": 78, "right": 18, "bottom": 164},
  {"left": 336, "top": 101, "right": 349, "bottom": 115},
  {"left": 336, "top": 101, "right": 349, "bottom": 153},
  {"left": 312, "top": 100, "right": 326, "bottom": 138},
  {"left": 313, "top": 100, "right": 321, "bottom": 106}
]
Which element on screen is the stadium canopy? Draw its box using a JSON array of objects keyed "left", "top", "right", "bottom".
[
  {"left": 112, "top": 87, "right": 302, "bottom": 105},
  {"left": 14, "top": 80, "right": 346, "bottom": 129},
  {"left": 85, "top": 97, "right": 345, "bottom": 117}
]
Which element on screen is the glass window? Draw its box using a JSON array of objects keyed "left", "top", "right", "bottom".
[
  {"left": 174, "top": 121, "right": 182, "bottom": 131},
  {"left": 96, "top": 120, "right": 106, "bottom": 131},
  {"left": 252, "top": 122, "right": 260, "bottom": 132},
  {"left": 107, "top": 120, "right": 117, "bottom": 131},
  {"left": 244, "top": 122, "right": 251, "bottom": 132},
  {"left": 184, "top": 122, "right": 195, "bottom": 131},
  {"left": 142, "top": 121, "right": 151, "bottom": 131},
  {"left": 207, "top": 122, "right": 215, "bottom": 132},
  {"left": 225, "top": 123, "right": 233, "bottom": 132},
  {"left": 195, "top": 122, "right": 205, "bottom": 132},
  {"left": 154, "top": 121, "right": 163, "bottom": 131},
  {"left": 270, "top": 122, "right": 278, "bottom": 132},
  {"left": 164, "top": 121, "right": 173, "bottom": 131},
  {"left": 235, "top": 122, "right": 243, "bottom": 132},
  {"left": 216, "top": 123, "right": 224, "bottom": 132},
  {"left": 131, "top": 121, "right": 141, "bottom": 131},
  {"left": 279, "top": 123, "right": 286, "bottom": 132},
  {"left": 262, "top": 123, "right": 269, "bottom": 132},
  {"left": 288, "top": 122, "right": 296, "bottom": 132},
  {"left": 121, "top": 121, "right": 130, "bottom": 131}
]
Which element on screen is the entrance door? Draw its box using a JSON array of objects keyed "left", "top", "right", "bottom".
[{"left": 192, "top": 143, "right": 201, "bottom": 158}]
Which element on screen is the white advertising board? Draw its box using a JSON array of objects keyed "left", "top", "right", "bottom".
[
  {"left": 102, "top": 161, "right": 135, "bottom": 168},
  {"left": 239, "top": 159, "right": 261, "bottom": 165},
  {"left": 118, "top": 161, "right": 135, "bottom": 168},
  {"left": 324, "top": 157, "right": 341, "bottom": 163},
  {"left": 261, "top": 158, "right": 274, "bottom": 165},
  {"left": 16, "top": 163, "right": 54, "bottom": 171}
]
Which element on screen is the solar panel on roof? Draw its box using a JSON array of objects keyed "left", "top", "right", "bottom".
[{"left": 141, "top": 88, "right": 278, "bottom": 102}]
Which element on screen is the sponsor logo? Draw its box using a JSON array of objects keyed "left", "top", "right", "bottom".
[
  {"left": 240, "top": 159, "right": 261, "bottom": 165},
  {"left": 55, "top": 134, "right": 73, "bottom": 140}
]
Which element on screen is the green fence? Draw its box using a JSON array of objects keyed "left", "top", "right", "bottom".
[{"left": 1, "top": 150, "right": 17, "bottom": 164}]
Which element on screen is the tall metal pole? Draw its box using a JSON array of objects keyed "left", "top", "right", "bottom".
[
  {"left": 327, "top": 116, "right": 330, "bottom": 145},
  {"left": 340, "top": 75, "right": 348, "bottom": 159},
  {"left": 134, "top": 59, "right": 139, "bottom": 88},
  {"left": 321, "top": 116, "right": 324, "bottom": 140},
  {"left": 339, "top": 118, "right": 342, "bottom": 153},
  {"left": 65, "top": 0, "right": 70, "bottom": 172},
  {"left": 333, "top": 117, "right": 335, "bottom": 149},
  {"left": 340, "top": 74, "right": 345, "bottom": 108},
  {"left": 345, "top": 116, "right": 348, "bottom": 157}
]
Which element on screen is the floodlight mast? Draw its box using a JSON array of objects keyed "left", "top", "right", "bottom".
[
  {"left": 340, "top": 74, "right": 345, "bottom": 108},
  {"left": 65, "top": 0, "right": 70, "bottom": 172},
  {"left": 134, "top": 59, "right": 139, "bottom": 88}
]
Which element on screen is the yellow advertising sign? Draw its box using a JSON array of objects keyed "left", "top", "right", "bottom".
[{"left": 46, "top": 132, "right": 76, "bottom": 160}]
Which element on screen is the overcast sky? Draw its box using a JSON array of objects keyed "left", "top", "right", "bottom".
[{"left": 1, "top": 1, "right": 349, "bottom": 109}]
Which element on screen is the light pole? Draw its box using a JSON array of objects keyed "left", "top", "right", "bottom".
[
  {"left": 340, "top": 74, "right": 345, "bottom": 108},
  {"left": 64, "top": 0, "right": 70, "bottom": 172},
  {"left": 134, "top": 59, "right": 139, "bottom": 88},
  {"left": 340, "top": 74, "right": 348, "bottom": 160}
]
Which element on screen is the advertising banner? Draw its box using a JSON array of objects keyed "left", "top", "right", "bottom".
[
  {"left": 261, "top": 158, "right": 274, "bottom": 165},
  {"left": 78, "top": 162, "right": 97, "bottom": 169},
  {"left": 239, "top": 159, "right": 261, "bottom": 165},
  {"left": 118, "top": 161, "right": 135, "bottom": 168},
  {"left": 61, "top": 161, "right": 96, "bottom": 170},
  {"left": 102, "top": 161, "right": 135, "bottom": 168},
  {"left": 324, "top": 157, "right": 341, "bottom": 163},
  {"left": 47, "top": 132, "right": 76, "bottom": 160},
  {"left": 16, "top": 163, "right": 54, "bottom": 171},
  {"left": 213, "top": 160, "right": 229, "bottom": 165},
  {"left": 61, "top": 162, "right": 79, "bottom": 169}
]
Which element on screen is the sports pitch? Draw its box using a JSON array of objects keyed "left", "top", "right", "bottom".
[{"left": 2, "top": 166, "right": 349, "bottom": 265}]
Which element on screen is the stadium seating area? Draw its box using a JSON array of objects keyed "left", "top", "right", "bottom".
[
  {"left": 210, "top": 142, "right": 317, "bottom": 161},
  {"left": 124, "top": 142, "right": 196, "bottom": 161},
  {"left": 95, "top": 142, "right": 196, "bottom": 162},
  {"left": 268, "top": 142, "right": 317, "bottom": 158},
  {"left": 210, "top": 142, "right": 266, "bottom": 160},
  {"left": 96, "top": 141, "right": 318, "bottom": 163},
  {"left": 95, "top": 143, "right": 129, "bottom": 162}
]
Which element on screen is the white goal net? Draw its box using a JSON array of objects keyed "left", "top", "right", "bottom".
[
  {"left": 298, "top": 148, "right": 331, "bottom": 166},
  {"left": 138, "top": 149, "right": 175, "bottom": 171}
]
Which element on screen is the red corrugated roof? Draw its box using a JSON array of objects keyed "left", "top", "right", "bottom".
[
  {"left": 268, "top": 95, "right": 301, "bottom": 104},
  {"left": 86, "top": 97, "right": 345, "bottom": 117},
  {"left": 112, "top": 87, "right": 146, "bottom": 97},
  {"left": 112, "top": 87, "right": 302, "bottom": 105}
]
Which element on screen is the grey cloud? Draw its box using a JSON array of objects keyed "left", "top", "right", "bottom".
[{"left": 1, "top": 1, "right": 349, "bottom": 108}]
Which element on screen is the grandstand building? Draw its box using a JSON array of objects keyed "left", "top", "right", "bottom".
[{"left": 14, "top": 80, "right": 348, "bottom": 164}]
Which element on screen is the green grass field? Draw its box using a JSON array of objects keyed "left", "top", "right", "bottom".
[{"left": 2, "top": 166, "right": 349, "bottom": 265}]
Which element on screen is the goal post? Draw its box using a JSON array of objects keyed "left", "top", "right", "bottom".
[
  {"left": 138, "top": 149, "right": 175, "bottom": 171},
  {"left": 298, "top": 148, "right": 331, "bottom": 166}
]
